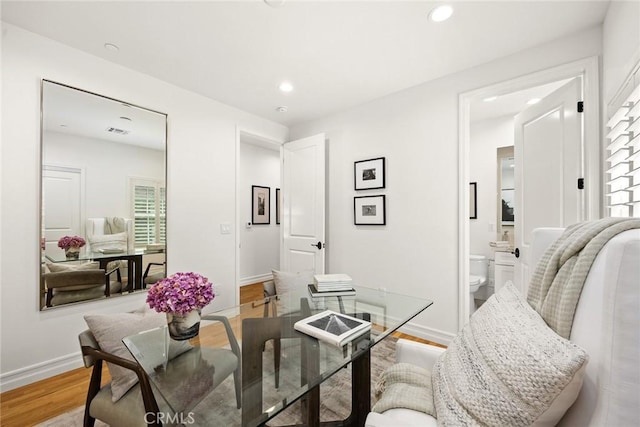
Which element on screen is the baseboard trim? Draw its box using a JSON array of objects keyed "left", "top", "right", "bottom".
[
  {"left": 398, "top": 323, "right": 455, "bottom": 347},
  {"left": 239, "top": 273, "right": 273, "bottom": 287},
  {"left": 0, "top": 351, "right": 84, "bottom": 392}
]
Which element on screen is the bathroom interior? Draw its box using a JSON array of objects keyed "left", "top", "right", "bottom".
[{"left": 468, "top": 79, "right": 569, "bottom": 316}]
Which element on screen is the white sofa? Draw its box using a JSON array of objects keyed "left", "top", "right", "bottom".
[{"left": 366, "top": 227, "right": 640, "bottom": 427}]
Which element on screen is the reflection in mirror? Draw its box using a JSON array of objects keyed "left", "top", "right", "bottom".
[
  {"left": 496, "top": 146, "right": 514, "bottom": 244},
  {"left": 40, "top": 80, "right": 167, "bottom": 310}
]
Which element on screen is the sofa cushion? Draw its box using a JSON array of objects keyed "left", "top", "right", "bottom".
[
  {"left": 432, "top": 283, "right": 588, "bottom": 427},
  {"left": 47, "top": 261, "right": 99, "bottom": 273},
  {"left": 84, "top": 306, "right": 191, "bottom": 402}
]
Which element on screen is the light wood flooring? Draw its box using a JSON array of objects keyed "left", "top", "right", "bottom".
[{"left": 0, "top": 283, "right": 443, "bottom": 427}]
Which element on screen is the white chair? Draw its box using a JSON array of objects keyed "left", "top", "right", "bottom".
[
  {"left": 85, "top": 217, "right": 135, "bottom": 253},
  {"left": 366, "top": 227, "right": 640, "bottom": 427}
]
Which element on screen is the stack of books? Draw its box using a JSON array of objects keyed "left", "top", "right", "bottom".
[{"left": 309, "top": 274, "right": 355, "bottom": 297}]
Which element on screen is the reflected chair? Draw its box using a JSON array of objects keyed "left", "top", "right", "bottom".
[
  {"left": 142, "top": 262, "right": 166, "bottom": 288},
  {"left": 43, "top": 267, "right": 121, "bottom": 307},
  {"left": 79, "top": 314, "right": 241, "bottom": 427},
  {"left": 262, "top": 280, "right": 281, "bottom": 388}
]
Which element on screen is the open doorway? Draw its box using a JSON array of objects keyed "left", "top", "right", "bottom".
[
  {"left": 236, "top": 130, "right": 283, "bottom": 304},
  {"left": 458, "top": 57, "right": 600, "bottom": 327}
]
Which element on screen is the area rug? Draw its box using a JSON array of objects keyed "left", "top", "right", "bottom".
[{"left": 36, "top": 337, "right": 397, "bottom": 426}]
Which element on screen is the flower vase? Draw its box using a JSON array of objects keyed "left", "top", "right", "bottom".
[
  {"left": 65, "top": 246, "right": 80, "bottom": 259},
  {"left": 167, "top": 309, "right": 201, "bottom": 340}
]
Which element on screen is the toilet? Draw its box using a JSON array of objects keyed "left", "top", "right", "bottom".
[{"left": 469, "top": 254, "right": 488, "bottom": 315}]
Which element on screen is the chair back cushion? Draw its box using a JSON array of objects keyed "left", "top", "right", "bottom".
[
  {"left": 84, "top": 306, "right": 191, "bottom": 402},
  {"left": 432, "top": 283, "right": 588, "bottom": 426}
]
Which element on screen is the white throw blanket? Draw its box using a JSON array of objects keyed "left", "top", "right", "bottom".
[{"left": 527, "top": 217, "right": 640, "bottom": 339}]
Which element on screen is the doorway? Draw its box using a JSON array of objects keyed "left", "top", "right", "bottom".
[
  {"left": 458, "top": 56, "right": 600, "bottom": 328},
  {"left": 235, "top": 129, "right": 283, "bottom": 305}
]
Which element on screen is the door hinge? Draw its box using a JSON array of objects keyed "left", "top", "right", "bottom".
[
  {"left": 577, "top": 101, "right": 584, "bottom": 113},
  {"left": 578, "top": 178, "right": 585, "bottom": 190}
]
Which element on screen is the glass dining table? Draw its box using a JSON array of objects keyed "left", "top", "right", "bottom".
[{"left": 123, "top": 285, "right": 433, "bottom": 427}]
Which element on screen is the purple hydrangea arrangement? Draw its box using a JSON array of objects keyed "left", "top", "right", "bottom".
[
  {"left": 57, "top": 235, "right": 86, "bottom": 250},
  {"left": 146, "top": 272, "right": 215, "bottom": 315}
]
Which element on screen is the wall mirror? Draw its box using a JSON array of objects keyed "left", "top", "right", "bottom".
[
  {"left": 497, "top": 146, "right": 514, "bottom": 243},
  {"left": 40, "top": 80, "right": 167, "bottom": 310}
]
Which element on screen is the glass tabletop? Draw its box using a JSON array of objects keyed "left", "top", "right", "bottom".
[
  {"left": 45, "top": 247, "right": 162, "bottom": 263},
  {"left": 123, "top": 285, "right": 433, "bottom": 427}
]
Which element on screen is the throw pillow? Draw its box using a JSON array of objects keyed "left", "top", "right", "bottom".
[
  {"left": 88, "top": 232, "right": 127, "bottom": 252},
  {"left": 373, "top": 363, "right": 435, "bottom": 415},
  {"left": 432, "top": 283, "right": 588, "bottom": 427},
  {"left": 84, "top": 306, "right": 191, "bottom": 402},
  {"left": 272, "top": 269, "right": 315, "bottom": 314},
  {"left": 47, "top": 261, "right": 100, "bottom": 273}
]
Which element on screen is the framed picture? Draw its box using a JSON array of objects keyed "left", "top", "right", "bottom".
[
  {"left": 470, "top": 182, "right": 477, "bottom": 219},
  {"left": 354, "top": 157, "right": 385, "bottom": 190},
  {"left": 276, "top": 188, "right": 282, "bottom": 225},
  {"left": 251, "top": 185, "right": 270, "bottom": 224},
  {"left": 354, "top": 195, "right": 386, "bottom": 225}
]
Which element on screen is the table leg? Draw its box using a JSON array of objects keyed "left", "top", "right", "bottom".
[
  {"left": 350, "top": 348, "right": 371, "bottom": 427},
  {"left": 127, "top": 259, "right": 135, "bottom": 292},
  {"left": 300, "top": 336, "right": 320, "bottom": 427},
  {"left": 133, "top": 255, "right": 143, "bottom": 291}
]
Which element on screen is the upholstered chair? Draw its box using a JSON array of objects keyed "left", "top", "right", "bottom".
[
  {"left": 80, "top": 313, "right": 241, "bottom": 427},
  {"left": 43, "top": 266, "right": 121, "bottom": 307}
]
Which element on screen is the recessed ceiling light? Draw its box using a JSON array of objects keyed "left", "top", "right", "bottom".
[
  {"left": 276, "top": 106, "right": 288, "bottom": 113},
  {"left": 264, "top": 0, "right": 286, "bottom": 7},
  {"left": 527, "top": 98, "right": 541, "bottom": 105},
  {"left": 104, "top": 43, "right": 119, "bottom": 52},
  {"left": 483, "top": 96, "right": 498, "bottom": 102},
  {"left": 429, "top": 5, "right": 453, "bottom": 22},
  {"left": 279, "top": 82, "right": 294, "bottom": 93},
  {"left": 60, "top": 124, "right": 67, "bottom": 127}
]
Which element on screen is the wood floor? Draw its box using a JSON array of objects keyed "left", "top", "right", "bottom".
[{"left": 0, "top": 283, "right": 443, "bottom": 426}]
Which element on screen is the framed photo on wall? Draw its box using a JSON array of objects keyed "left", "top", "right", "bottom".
[
  {"left": 276, "top": 188, "right": 281, "bottom": 225},
  {"left": 470, "top": 182, "right": 477, "bottom": 219},
  {"left": 354, "top": 157, "right": 385, "bottom": 190},
  {"left": 252, "top": 185, "right": 270, "bottom": 224},
  {"left": 354, "top": 195, "right": 386, "bottom": 225}
]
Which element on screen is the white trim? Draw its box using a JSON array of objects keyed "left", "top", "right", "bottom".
[
  {"left": 398, "top": 323, "right": 455, "bottom": 347},
  {"left": 0, "top": 352, "right": 83, "bottom": 392},
  {"left": 458, "top": 56, "right": 601, "bottom": 330},
  {"left": 239, "top": 272, "right": 273, "bottom": 287}
]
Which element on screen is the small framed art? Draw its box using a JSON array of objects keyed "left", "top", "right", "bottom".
[
  {"left": 252, "top": 185, "right": 270, "bottom": 224},
  {"left": 354, "top": 157, "right": 385, "bottom": 190},
  {"left": 470, "top": 182, "right": 477, "bottom": 219},
  {"left": 354, "top": 195, "right": 386, "bottom": 225},
  {"left": 276, "top": 188, "right": 282, "bottom": 225}
]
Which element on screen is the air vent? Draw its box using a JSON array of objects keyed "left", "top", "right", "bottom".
[{"left": 106, "top": 127, "right": 130, "bottom": 135}]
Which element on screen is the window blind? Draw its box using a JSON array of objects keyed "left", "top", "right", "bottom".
[
  {"left": 132, "top": 180, "right": 166, "bottom": 245},
  {"left": 606, "top": 80, "right": 640, "bottom": 218}
]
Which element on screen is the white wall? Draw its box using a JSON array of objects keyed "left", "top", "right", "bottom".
[
  {"left": 290, "top": 26, "right": 602, "bottom": 343},
  {"left": 239, "top": 141, "right": 280, "bottom": 284},
  {"left": 469, "top": 116, "right": 514, "bottom": 259},
  {"left": 602, "top": 1, "right": 640, "bottom": 111},
  {"left": 44, "top": 131, "right": 165, "bottom": 219},
  {"left": 0, "top": 23, "right": 288, "bottom": 390}
]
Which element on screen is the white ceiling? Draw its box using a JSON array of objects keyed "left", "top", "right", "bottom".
[{"left": 1, "top": 1, "right": 610, "bottom": 127}]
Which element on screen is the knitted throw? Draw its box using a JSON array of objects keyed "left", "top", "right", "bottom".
[{"left": 526, "top": 217, "right": 640, "bottom": 339}]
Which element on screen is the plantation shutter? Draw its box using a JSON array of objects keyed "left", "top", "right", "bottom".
[
  {"left": 134, "top": 184, "right": 156, "bottom": 244},
  {"left": 606, "top": 75, "right": 640, "bottom": 218},
  {"left": 159, "top": 187, "right": 166, "bottom": 243}
]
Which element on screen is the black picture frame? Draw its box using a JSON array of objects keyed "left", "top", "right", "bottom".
[
  {"left": 276, "top": 188, "right": 281, "bottom": 225},
  {"left": 470, "top": 182, "right": 477, "bottom": 219},
  {"left": 252, "top": 185, "right": 270, "bottom": 224},
  {"left": 354, "top": 157, "right": 385, "bottom": 190},
  {"left": 354, "top": 195, "right": 386, "bottom": 225}
]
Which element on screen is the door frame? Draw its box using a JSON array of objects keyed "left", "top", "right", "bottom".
[
  {"left": 457, "top": 56, "right": 600, "bottom": 330},
  {"left": 235, "top": 127, "right": 285, "bottom": 305}
]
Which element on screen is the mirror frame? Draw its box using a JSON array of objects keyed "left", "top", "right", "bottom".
[{"left": 39, "top": 79, "right": 168, "bottom": 310}]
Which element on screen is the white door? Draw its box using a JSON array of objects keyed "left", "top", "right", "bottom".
[
  {"left": 514, "top": 78, "right": 583, "bottom": 295},
  {"left": 42, "top": 166, "right": 83, "bottom": 258},
  {"left": 281, "top": 134, "right": 325, "bottom": 274}
]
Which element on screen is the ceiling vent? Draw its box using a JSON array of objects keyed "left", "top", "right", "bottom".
[{"left": 106, "top": 127, "right": 130, "bottom": 135}]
